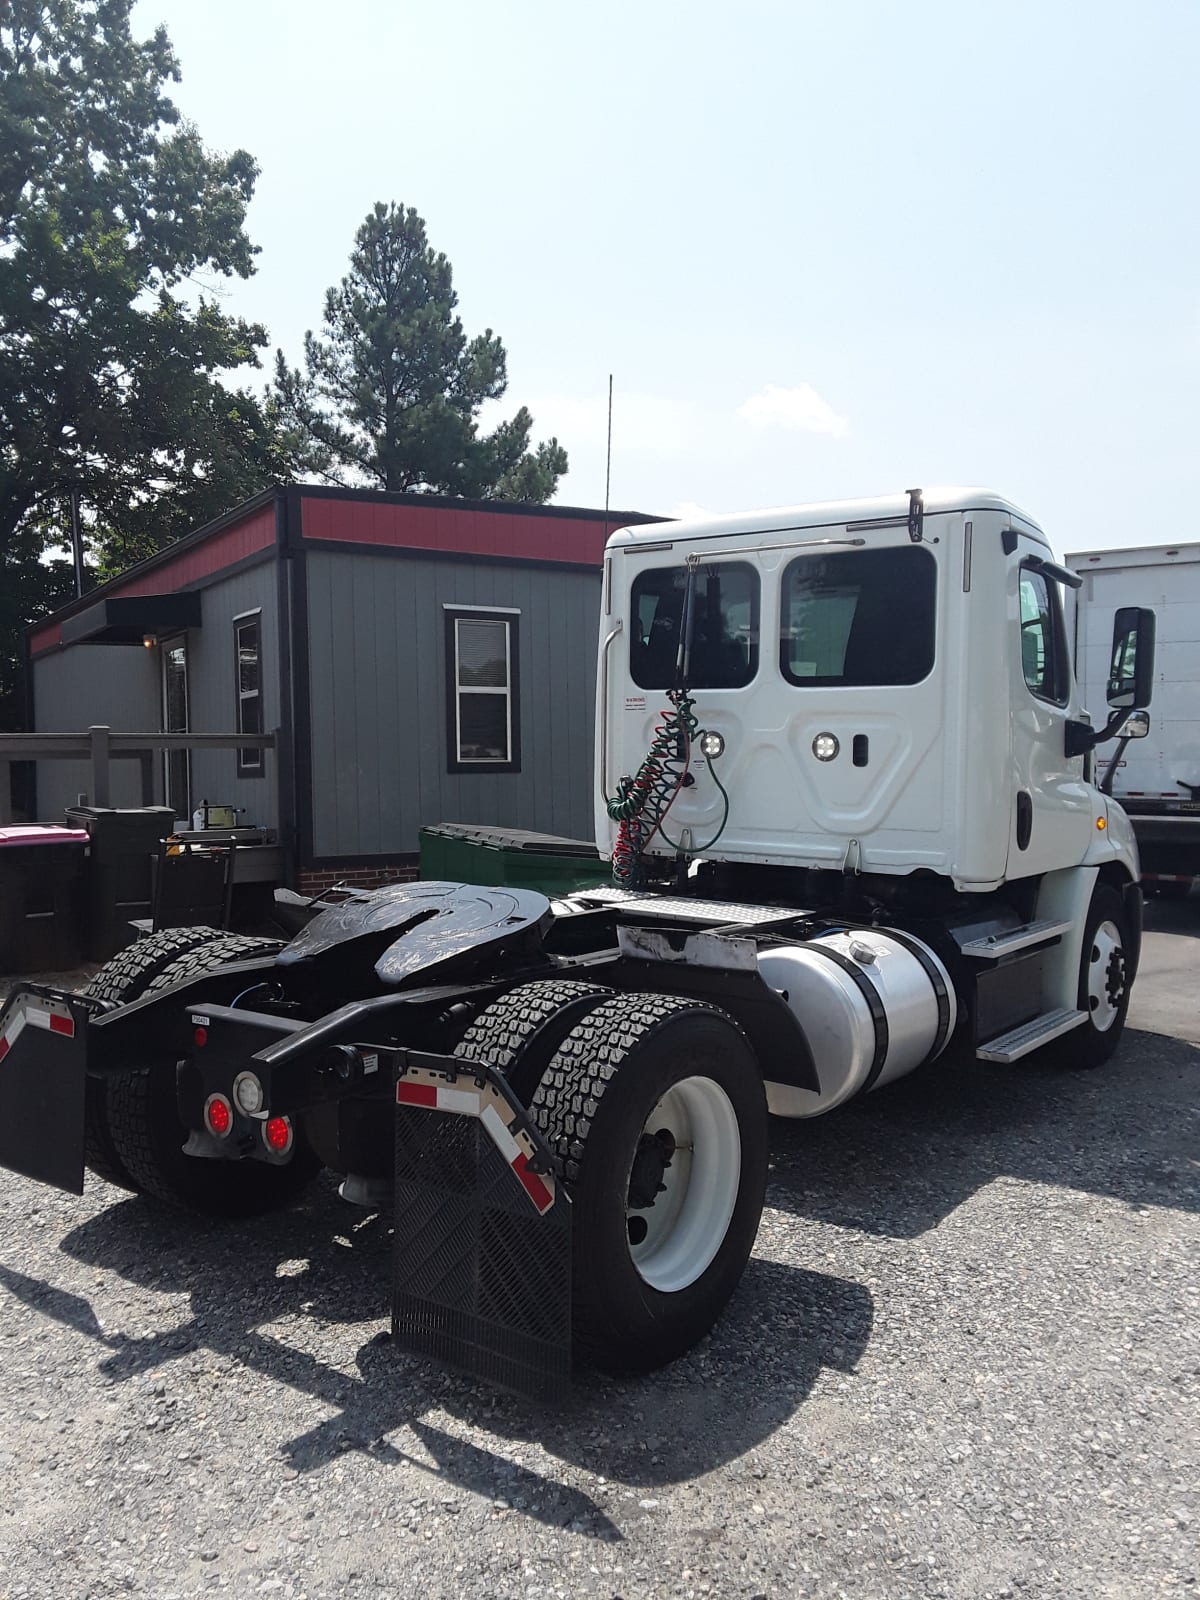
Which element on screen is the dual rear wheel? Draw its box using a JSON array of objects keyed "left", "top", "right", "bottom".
[
  {"left": 88, "top": 949, "right": 768, "bottom": 1371},
  {"left": 456, "top": 982, "right": 769, "bottom": 1373},
  {"left": 83, "top": 929, "right": 319, "bottom": 1214}
]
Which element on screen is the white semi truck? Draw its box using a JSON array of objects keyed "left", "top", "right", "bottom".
[
  {"left": 0, "top": 487, "right": 1156, "bottom": 1397},
  {"left": 1068, "top": 540, "right": 1199, "bottom": 899}
]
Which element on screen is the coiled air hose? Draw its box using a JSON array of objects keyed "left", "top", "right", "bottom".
[{"left": 606, "top": 688, "right": 730, "bottom": 887}]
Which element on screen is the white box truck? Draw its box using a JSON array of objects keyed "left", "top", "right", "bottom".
[{"left": 1068, "top": 541, "right": 1200, "bottom": 899}]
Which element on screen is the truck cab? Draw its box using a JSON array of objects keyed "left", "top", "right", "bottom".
[{"left": 599, "top": 487, "right": 1143, "bottom": 894}]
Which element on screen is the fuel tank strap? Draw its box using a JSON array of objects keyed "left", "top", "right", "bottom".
[
  {"left": 805, "top": 944, "right": 890, "bottom": 1090},
  {"left": 878, "top": 928, "right": 953, "bottom": 1059}
]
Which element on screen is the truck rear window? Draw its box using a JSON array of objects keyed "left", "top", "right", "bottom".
[
  {"left": 630, "top": 563, "right": 760, "bottom": 689},
  {"left": 780, "top": 546, "right": 937, "bottom": 686}
]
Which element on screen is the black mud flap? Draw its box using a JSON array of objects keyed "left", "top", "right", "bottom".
[
  {"left": 0, "top": 988, "right": 91, "bottom": 1194},
  {"left": 391, "top": 1049, "right": 571, "bottom": 1402}
]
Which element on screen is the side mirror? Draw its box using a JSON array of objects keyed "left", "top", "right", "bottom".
[
  {"left": 1107, "top": 607, "right": 1155, "bottom": 708},
  {"left": 1122, "top": 709, "right": 1151, "bottom": 740}
]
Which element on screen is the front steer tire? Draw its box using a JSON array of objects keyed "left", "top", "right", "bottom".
[
  {"left": 102, "top": 933, "right": 320, "bottom": 1217},
  {"left": 1058, "top": 883, "right": 1133, "bottom": 1071},
  {"left": 529, "top": 991, "right": 768, "bottom": 1375}
]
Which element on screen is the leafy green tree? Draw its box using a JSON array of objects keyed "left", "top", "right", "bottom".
[
  {"left": 0, "top": 0, "right": 284, "bottom": 586},
  {"left": 272, "top": 202, "right": 567, "bottom": 502},
  {"left": 0, "top": 527, "right": 72, "bottom": 732},
  {"left": 0, "top": 0, "right": 294, "bottom": 731}
]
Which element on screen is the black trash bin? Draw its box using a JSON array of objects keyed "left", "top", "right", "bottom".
[
  {"left": 65, "top": 805, "right": 176, "bottom": 960},
  {"left": 0, "top": 825, "right": 89, "bottom": 974}
]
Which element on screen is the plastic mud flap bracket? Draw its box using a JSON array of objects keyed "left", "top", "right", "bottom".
[
  {"left": 389, "top": 1047, "right": 572, "bottom": 1402},
  {"left": 0, "top": 987, "right": 95, "bottom": 1194}
]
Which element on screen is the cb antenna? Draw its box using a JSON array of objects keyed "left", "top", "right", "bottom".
[{"left": 602, "top": 373, "right": 613, "bottom": 544}]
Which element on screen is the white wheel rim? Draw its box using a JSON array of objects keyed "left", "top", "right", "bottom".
[
  {"left": 1087, "top": 919, "right": 1125, "bottom": 1032},
  {"left": 625, "top": 1075, "right": 741, "bottom": 1293}
]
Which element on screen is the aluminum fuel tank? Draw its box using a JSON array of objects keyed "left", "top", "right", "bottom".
[{"left": 757, "top": 928, "right": 956, "bottom": 1118}]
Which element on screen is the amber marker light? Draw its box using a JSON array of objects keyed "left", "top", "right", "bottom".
[{"left": 1096, "top": 817, "right": 1107, "bottom": 830}]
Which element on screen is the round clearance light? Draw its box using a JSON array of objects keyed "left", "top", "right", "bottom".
[
  {"left": 812, "top": 732, "right": 840, "bottom": 762},
  {"left": 263, "top": 1115, "right": 293, "bottom": 1155},
  {"left": 204, "top": 1094, "right": 233, "bottom": 1138},
  {"left": 232, "top": 1071, "right": 264, "bottom": 1115},
  {"left": 699, "top": 730, "right": 725, "bottom": 760}
]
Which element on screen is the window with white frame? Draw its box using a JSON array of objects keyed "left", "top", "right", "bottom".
[
  {"left": 234, "top": 613, "right": 263, "bottom": 776},
  {"left": 445, "top": 607, "right": 520, "bottom": 773}
]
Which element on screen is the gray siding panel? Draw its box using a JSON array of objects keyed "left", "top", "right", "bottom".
[
  {"left": 30, "top": 563, "right": 279, "bottom": 830},
  {"left": 184, "top": 567, "right": 280, "bottom": 832},
  {"left": 31, "top": 646, "right": 160, "bottom": 819},
  {"left": 305, "top": 550, "right": 601, "bottom": 858}
]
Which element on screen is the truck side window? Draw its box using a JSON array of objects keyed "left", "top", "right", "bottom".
[
  {"left": 1018, "top": 566, "right": 1068, "bottom": 705},
  {"left": 779, "top": 546, "right": 936, "bottom": 687},
  {"left": 629, "top": 563, "right": 759, "bottom": 689}
]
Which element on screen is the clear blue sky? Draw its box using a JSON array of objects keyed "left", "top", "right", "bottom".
[{"left": 134, "top": 0, "right": 1198, "bottom": 550}]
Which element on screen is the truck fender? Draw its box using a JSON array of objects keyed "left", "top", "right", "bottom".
[{"left": 1034, "top": 865, "right": 1099, "bottom": 1013}]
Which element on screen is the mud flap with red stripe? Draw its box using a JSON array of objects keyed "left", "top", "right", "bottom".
[
  {"left": 0, "top": 987, "right": 90, "bottom": 1194},
  {"left": 390, "top": 1049, "right": 571, "bottom": 1401}
]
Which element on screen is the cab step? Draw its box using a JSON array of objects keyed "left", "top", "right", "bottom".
[
  {"left": 959, "top": 918, "right": 1073, "bottom": 961},
  {"left": 976, "top": 1007, "right": 1087, "bottom": 1063}
]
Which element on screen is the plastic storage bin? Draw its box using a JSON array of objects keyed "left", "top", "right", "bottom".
[
  {"left": 0, "top": 825, "right": 89, "bottom": 974},
  {"left": 65, "top": 805, "right": 176, "bottom": 959}
]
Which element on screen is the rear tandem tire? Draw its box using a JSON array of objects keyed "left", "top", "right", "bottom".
[
  {"left": 100, "top": 933, "right": 321, "bottom": 1217},
  {"left": 529, "top": 991, "right": 768, "bottom": 1375},
  {"left": 452, "top": 977, "right": 613, "bottom": 1100},
  {"left": 81, "top": 926, "right": 230, "bottom": 1191}
]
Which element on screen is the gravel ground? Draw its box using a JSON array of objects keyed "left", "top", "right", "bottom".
[{"left": 0, "top": 926, "right": 1197, "bottom": 1600}]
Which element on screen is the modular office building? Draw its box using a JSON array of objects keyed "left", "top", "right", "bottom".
[{"left": 26, "top": 486, "right": 656, "bottom": 893}]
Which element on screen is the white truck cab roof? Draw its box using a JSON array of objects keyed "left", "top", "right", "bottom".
[{"left": 609, "top": 487, "right": 1049, "bottom": 550}]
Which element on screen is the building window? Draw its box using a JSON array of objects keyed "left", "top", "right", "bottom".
[
  {"left": 445, "top": 608, "right": 521, "bottom": 773},
  {"left": 235, "top": 613, "right": 263, "bottom": 776}
]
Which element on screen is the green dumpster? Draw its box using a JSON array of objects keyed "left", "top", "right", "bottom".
[{"left": 419, "top": 825, "right": 611, "bottom": 897}]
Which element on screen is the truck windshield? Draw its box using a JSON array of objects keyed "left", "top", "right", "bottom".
[
  {"left": 630, "top": 562, "right": 759, "bottom": 689},
  {"left": 780, "top": 546, "right": 937, "bottom": 686}
]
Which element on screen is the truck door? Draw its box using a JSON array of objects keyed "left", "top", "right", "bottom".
[{"left": 1009, "top": 561, "right": 1094, "bottom": 876}]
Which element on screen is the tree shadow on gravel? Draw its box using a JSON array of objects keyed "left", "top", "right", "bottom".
[
  {"left": 766, "top": 1028, "right": 1199, "bottom": 1240},
  {"left": 28, "top": 1178, "right": 871, "bottom": 1530}
]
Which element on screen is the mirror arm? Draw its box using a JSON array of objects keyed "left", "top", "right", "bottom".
[
  {"left": 1099, "top": 735, "right": 1132, "bottom": 796},
  {"left": 1065, "top": 706, "right": 1134, "bottom": 759}
]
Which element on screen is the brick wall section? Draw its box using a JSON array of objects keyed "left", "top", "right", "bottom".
[{"left": 296, "top": 863, "right": 419, "bottom": 897}]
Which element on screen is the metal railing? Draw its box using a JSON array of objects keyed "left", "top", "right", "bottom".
[{"left": 0, "top": 726, "right": 274, "bottom": 825}]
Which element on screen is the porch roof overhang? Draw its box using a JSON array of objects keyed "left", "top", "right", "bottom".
[{"left": 59, "top": 593, "right": 203, "bottom": 646}]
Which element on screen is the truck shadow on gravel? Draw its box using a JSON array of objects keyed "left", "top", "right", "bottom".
[
  {"left": 765, "top": 1027, "right": 1199, "bottom": 1239},
  {"left": 1, "top": 1181, "right": 872, "bottom": 1531}
]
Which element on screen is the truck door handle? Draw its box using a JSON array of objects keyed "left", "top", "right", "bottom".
[{"left": 1016, "top": 791, "right": 1033, "bottom": 851}]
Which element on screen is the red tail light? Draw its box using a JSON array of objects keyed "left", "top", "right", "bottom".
[
  {"left": 204, "top": 1094, "right": 232, "bottom": 1138},
  {"left": 263, "top": 1115, "right": 293, "bottom": 1154}
]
